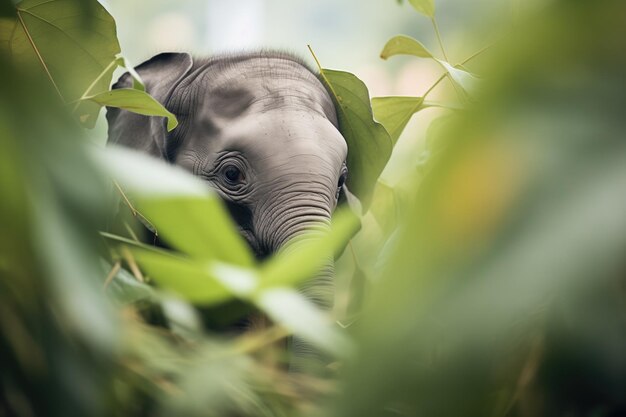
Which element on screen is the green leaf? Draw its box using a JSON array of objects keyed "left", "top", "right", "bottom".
[
  {"left": 93, "top": 147, "right": 254, "bottom": 267},
  {"left": 380, "top": 35, "right": 434, "bottom": 60},
  {"left": 129, "top": 249, "right": 233, "bottom": 305},
  {"left": 310, "top": 46, "right": 392, "bottom": 210},
  {"left": 372, "top": 96, "right": 425, "bottom": 144},
  {"left": 136, "top": 197, "right": 254, "bottom": 266},
  {"left": 408, "top": 0, "right": 435, "bottom": 17},
  {"left": 368, "top": 181, "right": 398, "bottom": 235},
  {"left": 0, "top": 0, "right": 121, "bottom": 125},
  {"left": 315, "top": 70, "right": 393, "bottom": 210},
  {"left": 85, "top": 88, "right": 178, "bottom": 132},
  {"left": 380, "top": 35, "right": 479, "bottom": 97}
]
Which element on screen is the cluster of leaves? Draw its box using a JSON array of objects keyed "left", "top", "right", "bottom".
[{"left": 2, "top": 0, "right": 626, "bottom": 416}]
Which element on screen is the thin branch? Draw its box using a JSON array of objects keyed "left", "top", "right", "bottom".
[
  {"left": 103, "top": 260, "right": 121, "bottom": 290},
  {"left": 423, "top": 73, "right": 447, "bottom": 99},
  {"left": 461, "top": 41, "right": 495, "bottom": 65},
  {"left": 431, "top": 17, "right": 449, "bottom": 61},
  {"left": 121, "top": 247, "right": 144, "bottom": 283},
  {"left": 72, "top": 57, "right": 119, "bottom": 113},
  {"left": 113, "top": 180, "right": 159, "bottom": 236}
]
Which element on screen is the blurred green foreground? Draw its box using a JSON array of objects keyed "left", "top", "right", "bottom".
[{"left": 1, "top": 0, "right": 625, "bottom": 416}]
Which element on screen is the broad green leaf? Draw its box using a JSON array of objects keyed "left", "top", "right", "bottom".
[
  {"left": 0, "top": 0, "right": 121, "bottom": 126},
  {"left": 380, "top": 35, "right": 434, "bottom": 60},
  {"left": 316, "top": 67, "right": 393, "bottom": 210},
  {"left": 130, "top": 248, "right": 233, "bottom": 305},
  {"left": 93, "top": 146, "right": 254, "bottom": 267},
  {"left": 408, "top": 0, "right": 435, "bottom": 17},
  {"left": 85, "top": 88, "right": 178, "bottom": 132},
  {"left": 136, "top": 197, "right": 253, "bottom": 266},
  {"left": 372, "top": 96, "right": 425, "bottom": 144}
]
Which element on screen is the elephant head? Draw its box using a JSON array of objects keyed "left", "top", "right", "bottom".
[{"left": 106, "top": 52, "right": 348, "bottom": 309}]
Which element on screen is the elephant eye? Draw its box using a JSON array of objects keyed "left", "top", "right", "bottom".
[
  {"left": 337, "top": 168, "right": 348, "bottom": 189},
  {"left": 223, "top": 165, "right": 243, "bottom": 184}
]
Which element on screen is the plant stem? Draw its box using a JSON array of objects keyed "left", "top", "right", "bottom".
[
  {"left": 103, "top": 261, "right": 121, "bottom": 290},
  {"left": 422, "top": 41, "right": 495, "bottom": 99},
  {"left": 431, "top": 17, "right": 449, "bottom": 62},
  {"left": 460, "top": 41, "right": 495, "bottom": 65},
  {"left": 423, "top": 73, "right": 447, "bottom": 99}
]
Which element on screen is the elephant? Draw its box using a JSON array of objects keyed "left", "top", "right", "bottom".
[{"left": 106, "top": 51, "right": 349, "bottom": 368}]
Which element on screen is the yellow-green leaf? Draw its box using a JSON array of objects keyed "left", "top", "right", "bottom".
[
  {"left": 85, "top": 88, "right": 178, "bottom": 132},
  {"left": 408, "top": 0, "right": 435, "bottom": 17},
  {"left": 380, "top": 35, "right": 434, "bottom": 60},
  {"left": 372, "top": 96, "right": 425, "bottom": 144}
]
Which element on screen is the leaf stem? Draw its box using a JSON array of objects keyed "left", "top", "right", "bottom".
[
  {"left": 431, "top": 17, "right": 449, "bottom": 62},
  {"left": 72, "top": 57, "right": 119, "bottom": 113},
  {"left": 422, "top": 41, "right": 495, "bottom": 99},
  {"left": 16, "top": 9, "right": 65, "bottom": 102}
]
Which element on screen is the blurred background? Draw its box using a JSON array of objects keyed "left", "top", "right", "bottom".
[
  {"left": 2, "top": 0, "right": 625, "bottom": 416},
  {"left": 100, "top": 0, "right": 507, "bottom": 184}
]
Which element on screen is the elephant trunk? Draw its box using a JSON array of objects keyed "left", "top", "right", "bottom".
[
  {"left": 256, "top": 190, "right": 336, "bottom": 309},
  {"left": 254, "top": 184, "right": 338, "bottom": 372}
]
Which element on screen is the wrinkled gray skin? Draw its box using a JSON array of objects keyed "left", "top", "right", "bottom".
[{"left": 107, "top": 51, "right": 348, "bottom": 367}]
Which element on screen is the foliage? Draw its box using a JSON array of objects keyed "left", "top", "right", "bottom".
[
  {"left": 2, "top": 0, "right": 626, "bottom": 416},
  {"left": 309, "top": 46, "right": 393, "bottom": 210}
]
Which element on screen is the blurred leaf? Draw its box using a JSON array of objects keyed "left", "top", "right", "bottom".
[
  {"left": 0, "top": 0, "right": 15, "bottom": 18},
  {"left": 93, "top": 146, "right": 254, "bottom": 267},
  {"left": 0, "top": 0, "right": 121, "bottom": 126},
  {"left": 372, "top": 96, "right": 425, "bottom": 144},
  {"left": 136, "top": 197, "right": 253, "bottom": 266},
  {"left": 380, "top": 35, "right": 434, "bottom": 59},
  {"left": 408, "top": 0, "right": 435, "bottom": 17},
  {"left": 161, "top": 296, "right": 204, "bottom": 338},
  {"left": 255, "top": 288, "right": 351, "bottom": 356},
  {"left": 316, "top": 67, "right": 393, "bottom": 210},
  {"left": 84, "top": 88, "right": 177, "bottom": 131},
  {"left": 368, "top": 181, "right": 397, "bottom": 235},
  {"left": 130, "top": 248, "right": 233, "bottom": 305}
]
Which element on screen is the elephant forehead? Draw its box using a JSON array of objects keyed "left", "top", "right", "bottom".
[
  {"left": 223, "top": 110, "right": 347, "bottom": 164},
  {"left": 201, "top": 57, "right": 337, "bottom": 123}
]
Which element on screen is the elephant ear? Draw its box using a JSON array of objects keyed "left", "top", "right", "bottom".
[{"left": 106, "top": 52, "right": 193, "bottom": 160}]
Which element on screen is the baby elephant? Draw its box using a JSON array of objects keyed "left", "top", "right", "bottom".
[{"left": 106, "top": 51, "right": 348, "bottom": 313}]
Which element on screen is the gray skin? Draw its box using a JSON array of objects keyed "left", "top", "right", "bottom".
[{"left": 106, "top": 51, "right": 348, "bottom": 323}]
